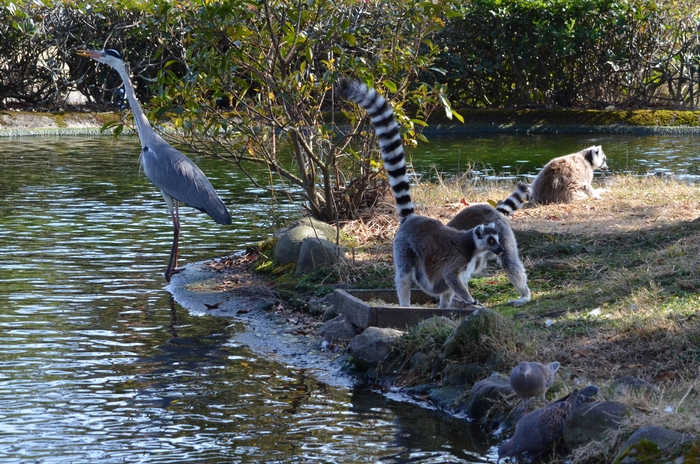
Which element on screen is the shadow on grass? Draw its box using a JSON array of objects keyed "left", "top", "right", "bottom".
[{"left": 511, "top": 217, "right": 700, "bottom": 317}]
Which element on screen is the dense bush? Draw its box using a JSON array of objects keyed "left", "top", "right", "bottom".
[
  {"left": 1, "top": 0, "right": 699, "bottom": 109},
  {"left": 148, "top": 0, "right": 460, "bottom": 221},
  {"left": 0, "top": 0, "right": 460, "bottom": 221},
  {"left": 0, "top": 0, "right": 184, "bottom": 107},
  {"left": 438, "top": 0, "right": 700, "bottom": 108}
]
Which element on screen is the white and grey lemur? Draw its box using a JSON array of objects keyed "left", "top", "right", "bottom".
[
  {"left": 446, "top": 184, "right": 532, "bottom": 306},
  {"left": 530, "top": 145, "right": 609, "bottom": 204},
  {"left": 337, "top": 78, "right": 503, "bottom": 308}
]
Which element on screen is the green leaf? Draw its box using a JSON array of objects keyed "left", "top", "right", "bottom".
[
  {"left": 100, "top": 121, "right": 124, "bottom": 138},
  {"left": 342, "top": 33, "right": 356, "bottom": 47},
  {"left": 383, "top": 80, "right": 397, "bottom": 93}
]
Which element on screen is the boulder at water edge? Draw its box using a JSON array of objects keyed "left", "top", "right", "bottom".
[
  {"left": 563, "top": 401, "right": 634, "bottom": 448},
  {"left": 613, "top": 425, "right": 696, "bottom": 463},
  {"left": 347, "top": 326, "right": 403, "bottom": 371}
]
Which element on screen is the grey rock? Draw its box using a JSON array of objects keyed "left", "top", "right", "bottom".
[
  {"left": 498, "top": 389, "right": 579, "bottom": 460},
  {"left": 428, "top": 386, "right": 466, "bottom": 410},
  {"left": 440, "top": 308, "right": 492, "bottom": 358},
  {"left": 400, "top": 383, "right": 433, "bottom": 398},
  {"left": 465, "top": 377, "right": 513, "bottom": 427},
  {"left": 347, "top": 326, "right": 403, "bottom": 371},
  {"left": 509, "top": 361, "right": 560, "bottom": 407},
  {"left": 321, "top": 305, "right": 340, "bottom": 322},
  {"left": 250, "top": 299, "right": 278, "bottom": 312},
  {"left": 307, "top": 293, "right": 335, "bottom": 317},
  {"left": 317, "top": 314, "right": 357, "bottom": 341},
  {"left": 614, "top": 376, "right": 658, "bottom": 396},
  {"left": 614, "top": 425, "right": 696, "bottom": 463},
  {"left": 431, "top": 308, "right": 495, "bottom": 377},
  {"left": 274, "top": 225, "right": 325, "bottom": 264},
  {"left": 409, "top": 351, "right": 432, "bottom": 371},
  {"left": 555, "top": 384, "right": 600, "bottom": 408},
  {"left": 563, "top": 401, "right": 633, "bottom": 449},
  {"left": 295, "top": 237, "right": 344, "bottom": 274},
  {"left": 485, "top": 350, "right": 510, "bottom": 370},
  {"left": 442, "top": 363, "right": 489, "bottom": 388},
  {"left": 276, "top": 217, "right": 338, "bottom": 241}
]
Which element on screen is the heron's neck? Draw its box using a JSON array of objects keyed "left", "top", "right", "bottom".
[{"left": 116, "top": 65, "right": 156, "bottom": 147}]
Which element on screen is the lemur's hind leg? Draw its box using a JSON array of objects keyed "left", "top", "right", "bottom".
[{"left": 499, "top": 252, "right": 531, "bottom": 307}]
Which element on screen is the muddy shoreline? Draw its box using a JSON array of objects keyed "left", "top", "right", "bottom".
[{"left": 167, "top": 260, "right": 360, "bottom": 390}]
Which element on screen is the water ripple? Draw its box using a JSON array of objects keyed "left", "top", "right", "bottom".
[{"left": 6, "top": 134, "right": 697, "bottom": 462}]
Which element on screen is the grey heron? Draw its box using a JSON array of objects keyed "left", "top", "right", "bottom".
[{"left": 77, "top": 49, "right": 232, "bottom": 281}]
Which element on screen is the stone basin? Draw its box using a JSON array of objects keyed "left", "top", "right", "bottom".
[{"left": 331, "top": 288, "right": 479, "bottom": 330}]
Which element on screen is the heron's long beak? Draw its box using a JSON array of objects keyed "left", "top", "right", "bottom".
[{"left": 76, "top": 49, "right": 102, "bottom": 59}]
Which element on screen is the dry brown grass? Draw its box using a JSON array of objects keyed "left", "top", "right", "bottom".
[
  {"left": 338, "top": 174, "right": 700, "bottom": 444},
  {"left": 568, "top": 375, "right": 700, "bottom": 463},
  {"left": 516, "top": 175, "right": 700, "bottom": 235}
]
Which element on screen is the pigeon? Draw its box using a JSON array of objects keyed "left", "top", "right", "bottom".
[
  {"left": 510, "top": 361, "right": 560, "bottom": 407},
  {"left": 498, "top": 389, "right": 579, "bottom": 460}
]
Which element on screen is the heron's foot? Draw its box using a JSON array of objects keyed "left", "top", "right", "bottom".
[{"left": 164, "top": 267, "right": 184, "bottom": 281}]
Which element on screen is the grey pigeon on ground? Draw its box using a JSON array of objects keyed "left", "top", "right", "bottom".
[
  {"left": 509, "top": 361, "right": 560, "bottom": 407},
  {"left": 498, "top": 389, "right": 580, "bottom": 460}
]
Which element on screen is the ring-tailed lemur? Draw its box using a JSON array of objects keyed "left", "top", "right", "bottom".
[
  {"left": 337, "top": 78, "right": 503, "bottom": 308},
  {"left": 530, "top": 146, "right": 609, "bottom": 204},
  {"left": 446, "top": 184, "right": 531, "bottom": 306}
]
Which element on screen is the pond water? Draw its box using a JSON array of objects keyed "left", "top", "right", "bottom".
[
  {"left": 412, "top": 132, "right": 700, "bottom": 183},
  {"left": 0, "top": 136, "right": 495, "bottom": 463},
  {"left": 0, "top": 133, "right": 698, "bottom": 463}
]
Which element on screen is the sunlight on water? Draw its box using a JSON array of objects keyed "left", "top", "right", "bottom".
[
  {"left": 1, "top": 133, "right": 697, "bottom": 462},
  {"left": 412, "top": 133, "right": 700, "bottom": 183},
  {"left": 0, "top": 136, "right": 495, "bottom": 463}
]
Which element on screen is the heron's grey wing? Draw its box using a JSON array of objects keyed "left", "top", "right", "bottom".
[{"left": 141, "top": 138, "right": 232, "bottom": 225}]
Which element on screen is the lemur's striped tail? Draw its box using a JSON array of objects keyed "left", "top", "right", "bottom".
[
  {"left": 496, "top": 183, "right": 531, "bottom": 217},
  {"left": 337, "top": 78, "right": 415, "bottom": 220}
]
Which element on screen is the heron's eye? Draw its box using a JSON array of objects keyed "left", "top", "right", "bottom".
[{"left": 105, "top": 49, "right": 122, "bottom": 59}]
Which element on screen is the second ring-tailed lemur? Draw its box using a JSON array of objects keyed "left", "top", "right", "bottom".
[
  {"left": 337, "top": 78, "right": 503, "bottom": 308},
  {"left": 530, "top": 145, "right": 609, "bottom": 204},
  {"left": 447, "top": 184, "right": 531, "bottom": 306}
]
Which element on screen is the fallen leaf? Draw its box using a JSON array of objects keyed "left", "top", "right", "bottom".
[
  {"left": 652, "top": 372, "right": 679, "bottom": 382},
  {"left": 204, "top": 300, "right": 224, "bottom": 310}
]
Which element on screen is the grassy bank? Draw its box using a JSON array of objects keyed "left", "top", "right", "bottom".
[
  {"left": 341, "top": 174, "right": 700, "bottom": 381},
  {"left": 4, "top": 107, "right": 700, "bottom": 137},
  {"left": 324, "top": 174, "right": 700, "bottom": 460},
  {"left": 428, "top": 108, "right": 700, "bottom": 132}
]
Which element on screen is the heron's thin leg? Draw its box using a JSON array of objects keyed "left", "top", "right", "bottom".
[
  {"left": 173, "top": 203, "right": 180, "bottom": 269},
  {"left": 165, "top": 203, "right": 182, "bottom": 281}
]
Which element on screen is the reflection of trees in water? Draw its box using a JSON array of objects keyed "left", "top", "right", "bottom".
[{"left": 350, "top": 388, "right": 497, "bottom": 462}]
